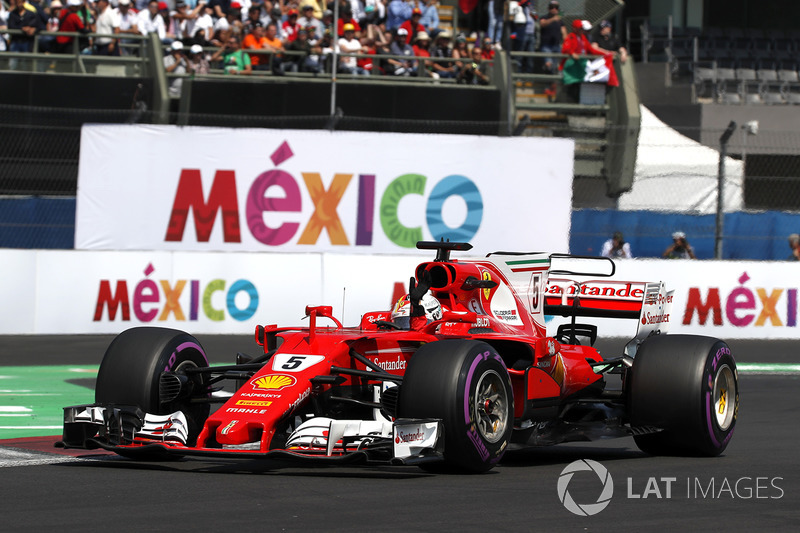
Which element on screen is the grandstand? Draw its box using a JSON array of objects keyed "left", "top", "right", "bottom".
[
  {"left": 639, "top": 24, "right": 800, "bottom": 106},
  {"left": 626, "top": 0, "right": 800, "bottom": 216}
]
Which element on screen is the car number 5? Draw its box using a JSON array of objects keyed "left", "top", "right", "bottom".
[
  {"left": 282, "top": 356, "right": 306, "bottom": 370},
  {"left": 271, "top": 353, "right": 326, "bottom": 372}
]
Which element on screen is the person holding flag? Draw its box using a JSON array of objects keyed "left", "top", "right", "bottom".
[{"left": 560, "top": 19, "right": 618, "bottom": 93}]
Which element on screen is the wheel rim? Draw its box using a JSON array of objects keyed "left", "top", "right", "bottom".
[
  {"left": 713, "top": 364, "right": 736, "bottom": 431},
  {"left": 474, "top": 369, "right": 509, "bottom": 444},
  {"left": 165, "top": 359, "right": 206, "bottom": 408}
]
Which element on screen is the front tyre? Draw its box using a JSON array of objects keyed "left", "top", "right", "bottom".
[
  {"left": 95, "top": 327, "right": 211, "bottom": 448},
  {"left": 397, "top": 340, "right": 513, "bottom": 472},
  {"left": 629, "top": 335, "right": 738, "bottom": 456}
]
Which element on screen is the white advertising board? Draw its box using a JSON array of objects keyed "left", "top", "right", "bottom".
[
  {"left": 34, "top": 251, "right": 324, "bottom": 334},
  {"left": 3, "top": 250, "right": 798, "bottom": 338},
  {"left": 0, "top": 250, "right": 36, "bottom": 334},
  {"left": 2, "top": 250, "right": 424, "bottom": 334},
  {"left": 75, "top": 125, "right": 574, "bottom": 254}
]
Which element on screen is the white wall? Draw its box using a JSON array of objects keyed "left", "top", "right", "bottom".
[{"left": 2, "top": 250, "right": 797, "bottom": 338}]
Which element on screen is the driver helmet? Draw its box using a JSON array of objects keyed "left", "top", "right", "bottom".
[{"left": 391, "top": 291, "right": 443, "bottom": 329}]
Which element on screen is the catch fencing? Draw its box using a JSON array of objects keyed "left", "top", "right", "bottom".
[{"left": 1, "top": 104, "right": 800, "bottom": 259}]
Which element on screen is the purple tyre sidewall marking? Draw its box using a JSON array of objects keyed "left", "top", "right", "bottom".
[
  {"left": 165, "top": 340, "right": 210, "bottom": 398},
  {"left": 165, "top": 341, "right": 209, "bottom": 371},
  {"left": 703, "top": 346, "right": 736, "bottom": 451},
  {"left": 462, "top": 349, "right": 510, "bottom": 463}
]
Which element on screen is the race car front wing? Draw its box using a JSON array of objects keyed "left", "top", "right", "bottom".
[{"left": 58, "top": 404, "right": 445, "bottom": 466}]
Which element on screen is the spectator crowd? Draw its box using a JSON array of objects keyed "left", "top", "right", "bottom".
[
  {"left": 0, "top": 0, "right": 497, "bottom": 83},
  {"left": 0, "top": 0, "right": 626, "bottom": 82}
]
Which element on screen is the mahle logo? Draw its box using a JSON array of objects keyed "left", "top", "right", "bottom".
[{"left": 557, "top": 459, "right": 614, "bottom": 516}]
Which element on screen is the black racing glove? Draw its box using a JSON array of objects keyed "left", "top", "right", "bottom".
[{"left": 408, "top": 270, "right": 432, "bottom": 318}]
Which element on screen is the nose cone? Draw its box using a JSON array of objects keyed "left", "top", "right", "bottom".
[{"left": 215, "top": 418, "right": 269, "bottom": 446}]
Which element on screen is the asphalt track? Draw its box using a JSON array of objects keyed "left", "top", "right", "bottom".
[{"left": 0, "top": 335, "right": 798, "bottom": 532}]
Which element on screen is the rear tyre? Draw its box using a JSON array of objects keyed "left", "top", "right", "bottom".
[
  {"left": 629, "top": 335, "right": 738, "bottom": 456},
  {"left": 397, "top": 339, "right": 513, "bottom": 473},
  {"left": 96, "top": 327, "right": 211, "bottom": 451}
]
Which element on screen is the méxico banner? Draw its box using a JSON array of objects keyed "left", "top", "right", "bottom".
[{"left": 75, "top": 125, "right": 574, "bottom": 254}]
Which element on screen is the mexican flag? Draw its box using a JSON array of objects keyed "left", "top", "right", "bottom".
[{"left": 562, "top": 56, "right": 619, "bottom": 87}]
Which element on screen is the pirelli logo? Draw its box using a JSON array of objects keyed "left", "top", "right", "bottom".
[{"left": 235, "top": 400, "right": 273, "bottom": 407}]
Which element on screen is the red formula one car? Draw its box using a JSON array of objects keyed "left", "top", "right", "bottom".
[{"left": 60, "top": 241, "right": 738, "bottom": 472}]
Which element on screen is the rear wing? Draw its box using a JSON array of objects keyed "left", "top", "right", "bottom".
[
  {"left": 487, "top": 251, "right": 672, "bottom": 337},
  {"left": 546, "top": 278, "right": 674, "bottom": 337},
  {"left": 545, "top": 278, "right": 646, "bottom": 319}
]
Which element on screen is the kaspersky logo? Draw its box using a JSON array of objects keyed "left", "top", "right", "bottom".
[
  {"left": 252, "top": 374, "right": 296, "bottom": 391},
  {"left": 557, "top": 459, "right": 614, "bottom": 516}
]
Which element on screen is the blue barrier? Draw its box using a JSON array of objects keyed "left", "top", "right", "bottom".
[
  {"left": 2, "top": 197, "right": 799, "bottom": 260},
  {"left": 0, "top": 197, "right": 75, "bottom": 249},
  {"left": 571, "top": 209, "right": 800, "bottom": 260}
]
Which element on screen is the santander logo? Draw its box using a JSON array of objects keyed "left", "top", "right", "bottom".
[{"left": 395, "top": 429, "right": 425, "bottom": 444}]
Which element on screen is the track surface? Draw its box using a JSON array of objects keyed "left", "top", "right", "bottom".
[{"left": 0, "top": 335, "right": 798, "bottom": 531}]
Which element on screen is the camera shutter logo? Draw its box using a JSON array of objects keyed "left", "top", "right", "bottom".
[{"left": 557, "top": 459, "right": 614, "bottom": 516}]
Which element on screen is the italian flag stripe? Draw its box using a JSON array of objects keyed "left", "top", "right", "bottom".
[{"left": 505, "top": 259, "right": 549, "bottom": 266}]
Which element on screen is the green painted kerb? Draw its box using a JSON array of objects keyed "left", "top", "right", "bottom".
[
  {"left": 0, "top": 366, "right": 97, "bottom": 439},
  {"left": 736, "top": 363, "right": 800, "bottom": 374}
]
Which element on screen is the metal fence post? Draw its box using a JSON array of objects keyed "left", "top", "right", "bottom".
[
  {"left": 329, "top": 1, "right": 340, "bottom": 126},
  {"left": 716, "top": 121, "right": 737, "bottom": 259}
]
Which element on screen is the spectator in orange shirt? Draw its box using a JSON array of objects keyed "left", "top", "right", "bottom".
[
  {"left": 262, "top": 20, "right": 285, "bottom": 72},
  {"left": 263, "top": 20, "right": 284, "bottom": 51},
  {"left": 243, "top": 22, "right": 270, "bottom": 69}
]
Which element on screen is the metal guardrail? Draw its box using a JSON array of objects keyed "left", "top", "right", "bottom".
[
  {"left": 0, "top": 29, "right": 149, "bottom": 74},
  {"left": 169, "top": 47, "right": 490, "bottom": 82}
]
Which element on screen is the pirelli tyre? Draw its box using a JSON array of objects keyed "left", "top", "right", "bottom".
[
  {"left": 397, "top": 339, "right": 513, "bottom": 473},
  {"left": 95, "top": 327, "right": 211, "bottom": 452},
  {"left": 629, "top": 335, "right": 738, "bottom": 456}
]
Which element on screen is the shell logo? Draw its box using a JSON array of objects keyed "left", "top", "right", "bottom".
[{"left": 252, "top": 374, "right": 296, "bottom": 391}]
